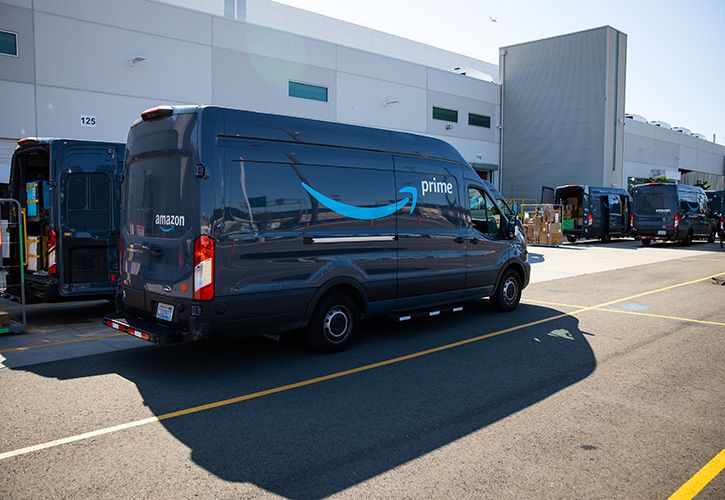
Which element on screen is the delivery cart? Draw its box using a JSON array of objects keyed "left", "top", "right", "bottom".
[{"left": 0, "top": 198, "right": 27, "bottom": 334}]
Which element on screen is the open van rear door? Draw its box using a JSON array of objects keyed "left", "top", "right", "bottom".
[
  {"left": 54, "top": 142, "right": 123, "bottom": 297},
  {"left": 541, "top": 186, "right": 555, "bottom": 204},
  {"left": 605, "top": 194, "right": 623, "bottom": 234}
]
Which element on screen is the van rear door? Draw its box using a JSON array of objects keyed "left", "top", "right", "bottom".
[
  {"left": 55, "top": 143, "right": 122, "bottom": 297},
  {"left": 121, "top": 113, "right": 198, "bottom": 325},
  {"left": 633, "top": 185, "right": 677, "bottom": 236}
]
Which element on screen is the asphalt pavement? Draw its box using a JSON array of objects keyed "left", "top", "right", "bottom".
[{"left": 0, "top": 240, "right": 723, "bottom": 498}]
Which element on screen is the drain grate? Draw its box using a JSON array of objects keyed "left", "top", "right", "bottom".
[{"left": 711, "top": 277, "right": 725, "bottom": 286}]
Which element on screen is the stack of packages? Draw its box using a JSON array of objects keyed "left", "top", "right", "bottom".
[{"left": 522, "top": 204, "right": 563, "bottom": 246}]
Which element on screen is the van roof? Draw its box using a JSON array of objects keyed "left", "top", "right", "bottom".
[
  {"left": 145, "top": 105, "right": 470, "bottom": 167},
  {"left": 15, "top": 137, "right": 124, "bottom": 151}
]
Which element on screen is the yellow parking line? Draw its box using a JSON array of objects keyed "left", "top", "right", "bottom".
[
  {"left": 669, "top": 448, "right": 725, "bottom": 500},
  {"left": 0, "top": 270, "right": 723, "bottom": 461},
  {"left": 599, "top": 308, "right": 725, "bottom": 328},
  {"left": 0, "top": 333, "right": 125, "bottom": 354},
  {"left": 524, "top": 300, "right": 725, "bottom": 328},
  {"left": 523, "top": 299, "right": 585, "bottom": 308}
]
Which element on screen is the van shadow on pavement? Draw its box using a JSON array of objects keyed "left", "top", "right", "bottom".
[{"left": 14, "top": 303, "right": 595, "bottom": 498}]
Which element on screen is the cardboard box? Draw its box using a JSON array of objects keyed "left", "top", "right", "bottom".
[{"left": 551, "top": 223, "right": 563, "bottom": 245}]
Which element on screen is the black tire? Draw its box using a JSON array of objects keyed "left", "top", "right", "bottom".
[
  {"left": 641, "top": 238, "right": 651, "bottom": 247},
  {"left": 681, "top": 231, "right": 693, "bottom": 246},
  {"left": 600, "top": 232, "right": 611, "bottom": 243},
  {"left": 305, "top": 293, "right": 359, "bottom": 353},
  {"left": 490, "top": 269, "right": 522, "bottom": 312},
  {"left": 566, "top": 235, "right": 578, "bottom": 243},
  {"left": 707, "top": 231, "right": 715, "bottom": 243}
]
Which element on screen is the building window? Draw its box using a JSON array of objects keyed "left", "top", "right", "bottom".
[
  {"left": 0, "top": 31, "right": 18, "bottom": 57},
  {"left": 468, "top": 113, "right": 491, "bottom": 128},
  {"left": 288, "top": 81, "right": 328, "bottom": 102},
  {"left": 432, "top": 107, "right": 458, "bottom": 122}
]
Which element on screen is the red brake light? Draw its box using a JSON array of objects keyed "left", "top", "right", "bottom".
[
  {"left": 47, "top": 228, "right": 57, "bottom": 275},
  {"left": 674, "top": 214, "right": 679, "bottom": 228},
  {"left": 587, "top": 213, "right": 593, "bottom": 227},
  {"left": 194, "top": 235, "right": 214, "bottom": 301},
  {"left": 141, "top": 106, "right": 173, "bottom": 121},
  {"left": 18, "top": 138, "right": 38, "bottom": 146},
  {"left": 630, "top": 214, "right": 634, "bottom": 226}
]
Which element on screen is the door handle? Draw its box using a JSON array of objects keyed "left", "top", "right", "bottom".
[
  {"left": 454, "top": 236, "right": 464, "bottom": 244},
  {"left": 469, "top": 237, "right": 479, "bottom": 244}
]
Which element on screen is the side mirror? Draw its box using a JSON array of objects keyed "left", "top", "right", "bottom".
[{"left": 506, "top": 216, "right": 518, "bottom": 239}]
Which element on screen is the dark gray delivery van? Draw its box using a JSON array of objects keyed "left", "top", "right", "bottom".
[
  {"left": 632, "top": 183, "right": 716, "bottom": 246},
  {"left": 7, "top": 138, "right": 124, "bottom": 303},
  {"left": 104, "top": 105, "right": 530, "bottom": 352}
]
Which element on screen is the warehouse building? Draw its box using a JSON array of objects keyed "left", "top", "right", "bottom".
[
  {"left": 0, "top": 0, "right": 501, "bottom": 184},
  {"left": 0, "top": 0, "right": 722, "bottom": 194}
]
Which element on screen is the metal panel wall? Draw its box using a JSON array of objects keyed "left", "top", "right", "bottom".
[{"left": 500, "top": 27, "right": 626, "bottom": 200}]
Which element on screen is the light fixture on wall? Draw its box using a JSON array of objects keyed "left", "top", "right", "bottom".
[
  {"left": 445, "top": 124, "right": 453, "bottom": 130},
  {"left": 129, "top": 56, "right": 147, "bottom": 66},
  {"left": 383, "top": 99, "right": 400, "bottom": 107}
]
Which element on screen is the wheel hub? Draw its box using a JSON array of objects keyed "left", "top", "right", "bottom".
[
  {"left": 324, "top": 307, "right": 349, "bottom": 340},
  {"left": 503, "top": 277, "right": 518, "bottom": 303}
]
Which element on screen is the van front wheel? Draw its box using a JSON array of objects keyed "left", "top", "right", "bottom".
[
  {"left": 490, "top": 269, "right": 522, "bottom": 312},
  {"left": 305, "top": 293, "right": 359, "bottom": 353}
]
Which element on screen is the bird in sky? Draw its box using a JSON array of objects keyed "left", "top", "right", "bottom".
[{"left": 489, "top": 16, "right": 498, "bottom": 23}]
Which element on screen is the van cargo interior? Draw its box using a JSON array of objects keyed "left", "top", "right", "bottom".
[
  {"left": 557, "top": 186, "right": 584, "bottom": 230},
  {"left": 12, "top": 148, "right": 51, "bottom": 276}
]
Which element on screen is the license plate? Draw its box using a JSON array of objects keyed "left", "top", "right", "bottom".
[
  {"left": 156, "top": 302, "right": 174, "bottom": 322},
  {"left": 657, "top": 230, "right": 667, "bottom": 235}
]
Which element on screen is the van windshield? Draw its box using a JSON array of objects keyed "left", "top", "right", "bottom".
[
  {"left": 634, "top": 188, "right": 675, "bottom": 216},
  {"left": 125, "top": 154, "right": 195, "bottom": 238}
]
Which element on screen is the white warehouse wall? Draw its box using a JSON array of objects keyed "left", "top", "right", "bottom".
[
  {"left": 0, "top": 0, "right": 500, "bottom": 184},
  {"left": 624, "top": 119, "right": 725, "bottom": 187}
]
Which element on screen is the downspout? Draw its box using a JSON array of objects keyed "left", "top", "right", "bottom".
[
  {"left": 498, "top": 49, "right": 506, "bottom": 192},
  {"left": 611, "top": 31, "right": 620, "bottom": 174}
]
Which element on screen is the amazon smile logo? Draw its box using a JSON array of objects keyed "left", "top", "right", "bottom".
[
  {"left": 155, "top": 214, "right": 186, "bottom": 233},
  {"left": 301, "top": 182, "right": 418, "bottom": 220}
]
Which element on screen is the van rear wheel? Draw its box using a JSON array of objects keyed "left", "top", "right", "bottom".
[
  {"left": 641, "top": 238, "right": 651, "bottom": 247},
  {"left": 305, "top": 293, "right": 359, "bottom": 353},
  {"left": 490, "top": 269, "right": 522, "bottom": 312},
  {"left": 682, "top": 231, "right": 693, "bottom": 246},
  {"left": 566, "top": 235, "right": 577, "bottom": 243}
]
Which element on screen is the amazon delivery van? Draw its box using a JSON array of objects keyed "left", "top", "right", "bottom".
[{"left": 105, "top": 106, "right": 530, "bottom": 352}]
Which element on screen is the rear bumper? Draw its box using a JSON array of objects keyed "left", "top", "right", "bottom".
[
  {"left": 103, "top": 313, "right": 190, "bottom": 345},
  {"left": 632, "top": 228, "right": 678, "bottom": 240}
]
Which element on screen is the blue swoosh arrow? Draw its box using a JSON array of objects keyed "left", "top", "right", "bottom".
[
  {"left": 301, "top": 182, "right": 418, "bottom": 220},
  {"left": 159, "top": 226, "right": 175, "bottom": 232}
]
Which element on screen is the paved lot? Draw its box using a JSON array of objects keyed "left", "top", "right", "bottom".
[{"left": 0, "top": 240, "right": 723, "bottom": 498}]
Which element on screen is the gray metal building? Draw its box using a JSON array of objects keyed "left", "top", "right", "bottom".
[{"left": 499, "top": 26, "right": 627, "bottom": 200}]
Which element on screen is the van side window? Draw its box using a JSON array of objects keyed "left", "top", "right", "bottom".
[
  {"left": 468, "top": 186, "right": 501, "bottom": 237},
  {"left": 65, "top": 173, "right": 111, "bottom": 231},
  {"left": 680, "top": 195, "right": 698, "bottom": 215}
]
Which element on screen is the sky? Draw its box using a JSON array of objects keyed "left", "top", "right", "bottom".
[{"left": 274, "top": 0, "right": 725, "bottom": 145}]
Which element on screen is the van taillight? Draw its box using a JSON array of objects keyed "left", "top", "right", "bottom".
[
  {"left": 47, "top": 228, "right": 57, "bottom": 275},
  {"left": 194, "top": 235, "right": 214, "bottom": 301},
  {"left": 674, "top": 214, "right": 679, "bottom": 229},
  {"left": 587, "top": 213, "right": 593, "bottom": 227},
  {"left": 630, "top": 214, "right": 634, "bottom": 228}
]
